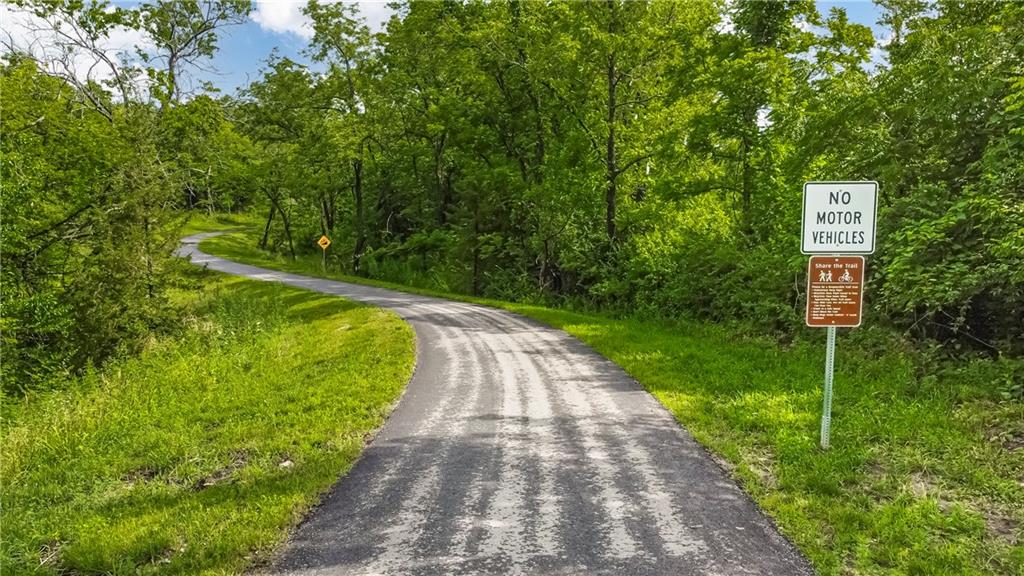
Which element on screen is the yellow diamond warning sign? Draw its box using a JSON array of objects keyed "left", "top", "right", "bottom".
[{"left": 317, "top": 235, "right": 331, "bottom": 250}]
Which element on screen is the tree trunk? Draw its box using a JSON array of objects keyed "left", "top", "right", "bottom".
[
  {"left": 268, "top": 194, "right": 295, "bottom": 260},
  {"left": 143, "top": 211, "right": 154, "bottom": 299},
  {"left": 205, "top": 166, "right": 214, "bottom": 215},
  {"left": 282, "top": 210, "right": 295, "bottom": 260},
  {"left": 472, "top": 200, "right": 481, "bottom": 296},
  {"left": 434, "top": 136, "right": 450, "bottom": 225},
  {"left": 165, "top": 56, "right": 178, "bottom": 108},
  {"left": 605, "top": 50, "right": 619, "bottom": 243},
  {"left": 539, "top": 238, "right": 550, "bottom": 291},
  {"left": 530, "top": 91, "right": 545, "bottom": 184},
  {"left": 352, "top": 159, "right": 367, "bottom": 275},
  {"left": 259, "top": 205, "right": 276, "bottom": 249},
  {"left": 741, "top": 132, "right": 753, "bottom": 236}
]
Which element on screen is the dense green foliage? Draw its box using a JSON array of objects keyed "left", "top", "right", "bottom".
[
  {"left": 1, "top": 58, "right": 180, "bottom": 393},
  {"left": 234, "top": 0, "right": 1023, "bottom": 356},
  {"left": 199, "top": 226, "right": 1023, "bottom": 575},
  {"left": 2, "top": 1, "right": 255, "bottom": 394},
  {"left": 1, "top": 269, "right": 414, "bottom": 574},
  {"left": 4, "top": 0, "right": 1021, "bottom": 393}
]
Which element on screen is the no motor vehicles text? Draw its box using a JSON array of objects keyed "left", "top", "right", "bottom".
[
  {"left": 811, "top": 190, "right": 865, "bottom": 245},
  {"left": 816, "top": 210, "right": 862, "bottom": 225}
]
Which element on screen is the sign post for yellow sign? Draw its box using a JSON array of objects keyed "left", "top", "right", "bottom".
[{"left": 317, "top": 235, "right": 331, "bottom": 270}]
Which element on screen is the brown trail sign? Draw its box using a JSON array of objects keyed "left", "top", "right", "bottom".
[{"left": 806, "top": 256, "right": 865, "bottom": 328}]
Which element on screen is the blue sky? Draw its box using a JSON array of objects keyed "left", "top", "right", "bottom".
[
  {"left": 201, "top": 1, "right": 887, "bottom": 95},
  {"left": 1, "top": 1, "right": 887, "bottom": 97},
  {"left": 818, "top": 0, "right": 882, "bottom": 25},
  {"left": 202, "top": 1, "right": 395, "bottom": 95}
]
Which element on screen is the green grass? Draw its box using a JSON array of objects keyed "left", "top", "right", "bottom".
[
  {"left": 1, "top": 267, "right": 415, "bottom": 574},
  {"left": 199, "top": 227, "right": 1024, "bottom": 575},
  {"left": 178, "top": 211, "right": 262, "bottom": 236}
]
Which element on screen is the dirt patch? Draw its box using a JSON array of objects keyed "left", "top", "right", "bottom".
[
  {"left": 38, "top": 540, "right": 62, "bottom": 568},
  {"left": 985, "top": 422, "right": 1024, "bottom": 452},
  {"left": 744, "top": 448, "right": 778, "bottom": 490},
  {"left": 906, "top": 472, "right": 960, "bottom": 513},
  {"left": 908, "top": 472, "right": 934, "bottom": 498},
  {"left": 867, "top": 461, "right": 886, "bottom": 478},
  {"left": 907, "top": 471, "right": 951, "bottom": 505},
  {"left": 984, "top": 512, "right": 1020, "bottom": 544},
  {"left": 707, "top": 450, "right": 736, "bottom": 475},
  {"left": 157, "top": 544, "right": 182, "bottom": 565},
  {"left": 121, "top": 467, "right": 161, "bottom": 486},
  {"left": 193, "top": 451, "right": 249, "bottom": 490},
  {"left": 1001, "top": 432, "right": 1024, "bottom": 452}
]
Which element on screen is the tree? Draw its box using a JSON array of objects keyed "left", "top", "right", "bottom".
[
  {"left": 0, "top": 57, "right": 179, "bottom": 392},
  {"left": 0, "top": 0, "right": 254, "bottom": 392},
  {"left": 138, "top": 0, "right": 251, "bottom": 108},
  {"left": 305, "top": 0, "right": 376, "bottom": 272}
]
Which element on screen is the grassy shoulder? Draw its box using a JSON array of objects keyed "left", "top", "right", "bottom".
[
  {"left": 200, "top": 228, "right": 1023, "bottom": 575},
  {"left": 179, "top": 211, "right": 263, "bottom": 236},
  {"left": 1, "top": 266, "right": 415, "bottom": 574}
]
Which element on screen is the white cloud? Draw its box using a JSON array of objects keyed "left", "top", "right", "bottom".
[
  {"left": 251, "top": 1, "right": 394, "bottom": 38},
  {"left": 865, "top": 30, "right": 893, "bottom": 72},
  {"left": 867, "top": 46, "right": 889, "bottom": 72},
  {"left": 1, "top": 3, "right": 154, "bottom": 92},
  {"left": 716, "top": 12, "right": 735, "bottom": 34},
  {"left": 358, "top": 1, "right": 393, "bottom": 33},
  {"left": 252, "top": 1, "right": 314, "bottom": 39},
  {"left": 1, "top": 4, "right": 35, "bottom": 51}
]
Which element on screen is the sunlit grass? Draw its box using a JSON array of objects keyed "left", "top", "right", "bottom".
[
  {"left": 1, "top": 268, "right": 415, "bottom": 574},
  {"left": 179, "top": 211, "right": 262, "bottom": 236},
  {"left": 200, "top": 226, "right": 1023, "bottom": 575}
]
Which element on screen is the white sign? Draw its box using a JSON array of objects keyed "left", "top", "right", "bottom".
[{"left": 801, "top": 181, "right": 878, "bottom": 254}]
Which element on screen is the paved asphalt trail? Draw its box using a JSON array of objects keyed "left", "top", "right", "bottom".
[{"left": 179, "top": 233, "right": 812, "bottom": 576}]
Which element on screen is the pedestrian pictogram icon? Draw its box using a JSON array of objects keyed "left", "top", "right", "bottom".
[{"left": 317, "top": 235, "right": 331, "bottom": 250}]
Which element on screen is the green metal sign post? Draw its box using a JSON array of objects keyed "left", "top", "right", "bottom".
[
  {"left": 820, "top": 326, "right": 836, "bottom": 449},
  {"left": 802, "top": 182, "right": 878, "bottom": 450}
]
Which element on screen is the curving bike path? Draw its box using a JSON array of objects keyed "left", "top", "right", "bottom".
[{"left": 178, "top": 233, "right": 812, "bottom": 576}]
